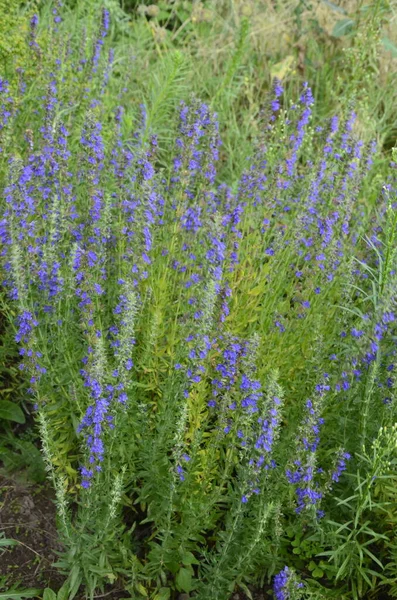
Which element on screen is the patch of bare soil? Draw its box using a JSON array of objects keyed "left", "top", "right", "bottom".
[{"left": 0, "top": 476, "right": 64, "bottom": 590}]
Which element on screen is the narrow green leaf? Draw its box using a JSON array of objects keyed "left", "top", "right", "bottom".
[
  {"left": 321, "top": 0, "right": 347, "bottom": 14},
  {"left": 362, "top": 547, "right": 385, "bottom": 569},
  {"left": 0, "top": 538, "right": 19, "bottom": 547},
  {"left": 135, "top": 583, "right": 148, "bottom": 597},
  {"left": 0, "top": 590, "right": 41, "bottom": 600},
  {"left": 336, "top": 555, "right": 351, "bottom": 580},
  {"left": 237, "top": 582, "right": 253, "bottom": 599},
  {"left": 56, "top": 583, "right": 69, "bottom": 600},
  {"left": 332, "top": 18, "right": 355, "bottom": 37},
  {"left": 67, "top": 567, "right": 82, "bottom": 600}
]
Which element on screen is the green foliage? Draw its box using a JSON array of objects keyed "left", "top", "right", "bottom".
[
  {"left": 211, "top": 17, "right": 250, "bottom": 106},
  {"left": 0, "top": 0, "right": 31, "bottom": 75},
  {"left": 141, "top": 49, "right": 189, "bottom": 148},
  {"left": 0, "top": 533, "right": 19, "bottom": 551},
  {"left": 0, "top": 432, "right": 46, "bottom": 483},
  {"left": 0, "top": 300, "right": 26, "bottom": 418},
  {"left": 0, "top": 574, "right": 40, "bottom": 600},
  {"left": 41, "top": 585, "right": 77, "bottom": 600},
  {"left": 0, "top": 591, "right": 41, "bottom": 600},
  {"left": 0, "top": 1, "right": 397, "bottom": 599},
  {"left": 0, "top": 402, "right": 25, "bottom": 424}
]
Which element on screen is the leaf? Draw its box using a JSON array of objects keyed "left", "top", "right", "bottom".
[
  {"left": 270, "top": 55, "right": 295, "bottom": 81},
  {"left": 156, "top": 11, "right": 170, "bottom": 21},
  {"left": 1, "top": 437, "right": 46, "bottom": 483},
  {"left": 381, "top": 37, "right": 397, "bottom": 58},
  {"left": 0, "top": 401, "right": 25, "bottom": 424},
  {"left": 0, "top": 537, "right": 18, "bottom": 547},
  {"left": 67, "top": 566, "right": 82, "bottom": 600},
  {"left": 237, "top": 582, "right": 253, "bottom": 599},
  {"left": 332, "top": 18, "right": 355, "bottom": 37},
  {"left": 248, "top": 284, "right": 264, "bottom": 296},
  {"left": 55, "top": 584, "right": 69, "bottom": 600},
  {"left": 0, "top": 591, "right": 41, "bottom": 600},
  {"left": 153, "top": 589, "right": 171, "bottom": 600},
  {"left": 135, "top": 583, "right": 148, "bottom": 597},
  {"left": 312, "top": 568, "right": 324, "bottom": 578},
  {"left": 181, "top": 551, "right": 199, "bottom": 566},
  {"left": 361, "top": 546, "right": 385, "bottom": 569},
  {"left": 321, "top": 0, "right": 347, "bottom": 14},
  {"left": 176, "top": 568, "right": 193, "bottom": 593},
  {"left": 43, "top": 590, "right": 57, "bottom": 600}
]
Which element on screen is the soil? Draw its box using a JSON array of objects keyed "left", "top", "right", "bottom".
[{"left": 0, "top": 476, "right": 65, "bottom": 591}]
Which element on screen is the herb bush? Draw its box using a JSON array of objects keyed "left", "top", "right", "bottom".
[{"left": 1, "top": 4, "right": 397, "bottom": 600}]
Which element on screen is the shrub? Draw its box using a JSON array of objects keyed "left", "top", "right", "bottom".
[{"left": 1, "top": 5, "right": 397, "bottom": 600}]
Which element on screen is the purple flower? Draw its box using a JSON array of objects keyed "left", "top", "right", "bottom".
[
  {"left": 274, "top": 567, "right": 304, "bottom": 600},
  {"left": 29, "top": 14, "right": 39, "bottom": 49},
  {"left": 271, "top": 78, "right": 283, "bottom": 112},
  {"left": 331, "top": 451, "right": 351, "bottom": 483}
]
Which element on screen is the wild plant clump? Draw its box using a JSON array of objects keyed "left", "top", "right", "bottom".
[{"left": 1, "top": 6, "right": 397, "bottom": 600}]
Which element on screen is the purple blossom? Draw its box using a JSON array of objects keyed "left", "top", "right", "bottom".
[
  {"left": 274, "top": 567, "right": 304, "bottom": 600},
  {"left": 331, "top": 452, "right": 351, "bottom": 483},
  {"left": 271, "top": 78, "right": 283, "bottom": 112}
]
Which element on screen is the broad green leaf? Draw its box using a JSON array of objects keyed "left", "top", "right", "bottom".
[
  {"left": 156, "top": 11, "right": 170, "bottom": 21},
  {"left": 312, "top": 568, "right": 324, "bottom": 578},
  {"left": 153, "top": 588, "right": 171, "bottom": 600},
  {"left": 0, "top": 401, "right": 25, "bottom": 424},
  {"left": 176, "top": 568, "right": 193, "bottom": 593},
  {"left": 43, "top": 590, "right": 57, "bottom": 600},
  {"left": 332, "top": 18, "right": 355, "bottom": 37},
  {"left": 181, "top": 551, "right": 199, "bottom": 566}
]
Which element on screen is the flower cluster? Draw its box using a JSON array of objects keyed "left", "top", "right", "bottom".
[
  {"left": 286, "top": 396, "right": 325, "bottom": 515},
  {"left": 274, "top": 567, "right": 304, "bottom": 600}
]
